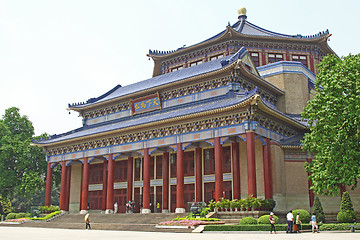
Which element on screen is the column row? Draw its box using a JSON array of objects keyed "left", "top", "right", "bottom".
[{"left": 47, "top": 135, "right": 274, "bottom": 212}]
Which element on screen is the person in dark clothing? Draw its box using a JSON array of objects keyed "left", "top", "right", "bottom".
[{"left": 269, "top": 212, "right": 277, "bottom": 234}]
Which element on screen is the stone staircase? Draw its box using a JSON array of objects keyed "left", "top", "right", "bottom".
[{"left": 19, "top": 212, "right": 190, "bottom": 232}]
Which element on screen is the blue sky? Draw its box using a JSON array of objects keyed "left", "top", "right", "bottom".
[{"left": 0, "top": 0, "right": 359, "bottom": 136}]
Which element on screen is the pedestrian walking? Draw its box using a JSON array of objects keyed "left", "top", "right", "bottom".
[
  {"left": 296, "top": 212, "right": 302, "bottom": 233},
  {"left": 84, "top": 213, "right": 91, "bottom": 230},
  {"left": 311, "top": 212, "right": 319, "bottom": 233},
  {"left": 286, "top": 210, "right": 294, "bottom": 233},
  {"left": 131, "top": 200, "right": 135, "bottom": 213},
  {"left": 126, "top": 202, "right": 130, "bottom": 213},
  {"left": 113, "top": 202, "right": 118, "bottom": 214},
  {"left": 269, "top": 212, "right": 277, "bottom": 234}
]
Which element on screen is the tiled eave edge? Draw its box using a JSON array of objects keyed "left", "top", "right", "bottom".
[
  {"left": 35, "top": 93, "right": 306, "bottom": 149},
  {"left": 68, "top": 56, "right": 237, "bottom": 112},
  {"left": 36, "top": 92, "right": 256, "bottom": 148},
  {"left": 148, "top": 26, "right": 333, "bottom": 60}
]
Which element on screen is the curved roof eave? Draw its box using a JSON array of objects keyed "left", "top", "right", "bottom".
[
  {"left": 147, "top": 27, "right": 232, "bottom": 60},
  {"left": 252, "top": 94, "right": 308, "bottom": 130},
  {"left": 148, "top": 22, "right": 334, "bottom": 60},
  {"left": 235, "top": 59, "right": 284, "bottom": 96},
  {"left": 35, "top": 92, "right": 306, "bottom": 148},
  {"left": 68, "top": 57, "right": 238, "bottom": 112}
]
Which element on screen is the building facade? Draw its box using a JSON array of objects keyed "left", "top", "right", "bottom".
[{"left": 34, "top": 8, "right": 359, "bottom": 214}]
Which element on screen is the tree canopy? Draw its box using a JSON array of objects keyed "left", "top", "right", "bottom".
[
  {"left": 0, "top": 107, "right": 47, "bottom": 198},
  {"left": 302, "top": 54, "right": 360, "bottom": 196}
]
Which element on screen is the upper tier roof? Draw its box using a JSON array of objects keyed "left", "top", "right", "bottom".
[
  {"left": 148, "top": 14, "right": 331, "bottom": 57},
  {"left": 68, "top": 50, "right": 241, "bottom": 110},
  {"left": 68, "top": 47, "right": 283, "bottom": 110}
]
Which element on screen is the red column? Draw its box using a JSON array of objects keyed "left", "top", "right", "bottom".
[
  {"left": 231, "top": 142, "right": 240, "bottom": 200},
  {"left": 65, "top": 165, "right": 72, "bottom": 211},
  {"left": 101, "top": 160, "right": 107, "bottom": 211},
  {"left": 176, "top": 142, "right": 185, "bottom": 211},
  {"left": 309, "top": 53, "right": 315, "bottom": 73},
  {"left": 263, "top": 138, "right": 273, "bottom": 199},
  {"left": 80, "top": 157, "right": 89, "bottom": 211},
  {"left": 306, "top": 157, "right": 314, "bottom": 207},
  {"left": 45, "top": 162, "right": 53, "bottom": 206},
  {"left": 195, "top": 148, "right": 202, "bottom": 202},
  {"left": 127, "top": 157, "right": 133, "bottom": 202},
  {"left": 246, "top": 131, "right": 257, "bottom": 197},
  {"left": 143, "top": 149, "right": 150, "bottom": 211},
  {"left": 106, "top": 154, "right": 114, "bottom": 211},
  {"left": 162, "top": 152, "right": 169, "bottom": 211},
  {"left": 214, "top": 137, "right": 223, "bottom": 201},
  {"left": 59, "top": 161, "right": 67, "bottom": 210}
]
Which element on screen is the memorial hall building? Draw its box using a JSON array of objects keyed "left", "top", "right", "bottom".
[{"left": 34, "top": 8, "right": 356, "bottom": 214}]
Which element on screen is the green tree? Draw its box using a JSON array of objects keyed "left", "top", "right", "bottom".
[
  {"left": 0, "top": 107, "right": 47, "bottom": 199},
  {"left": 313, "top": 196, "right": 325, "bottom": 223},
  {"left": 340, "top": 191, "right": 354, "bottom": 212},
  {"left": 0, "top": 196, "right": 12, "bottom": 215},
  {"left": 337, "top": 191, "right": 357, "bottom": 223},
  {"left": 302, "top": 54, "right": 360, "bottom": 195}
]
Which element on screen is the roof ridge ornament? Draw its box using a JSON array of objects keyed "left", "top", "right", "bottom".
[{"left": 237, "top": 7, "right": 247, "bottom": 20}]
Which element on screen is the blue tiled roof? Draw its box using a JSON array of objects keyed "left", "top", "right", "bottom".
[
  {"left": 280, "top": 133, "right": 305, "bottom": 146},
  {"left": 69, "top": 52, "right": 238, "bottom": 109},
  {"left": 37, "top": 91, "right": 257, "bottom": 144},
  {"left": 149, "top": 16, "right": 329, "bottom": 56}
]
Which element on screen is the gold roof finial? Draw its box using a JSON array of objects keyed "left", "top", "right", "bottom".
[{"left": 238, "top": 7, "right": 247, "bottom": 16}]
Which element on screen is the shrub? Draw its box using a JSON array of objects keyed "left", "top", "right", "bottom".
[
  {"left": 5, "top": 213, "right": 17, "bottom": 220},
  {"left": 340, "top": 192, "right": 354, "bottom": 212},
  {"left": 204, "top": 224, "right": 312, "bottom": 231},
  {"left": 337, "top": 191, "right": 357, "bottom": 223},
  {"left": 244, "top": 195, "right": 261, "bottom": 209},
  {"left": 38, "top": 205, "right": 60, "bottom": 213},
  {"left": 239, "top": 216, "right": 257, "bottom": 225},
  {"left": 260, "top": 199, "right": 276, "bottom": 211},
  {"left": 208, "top": 199, "right": 215, "bottom": 211},
  {"left": 30, "top": 211, "right": 62, "bottom": 221},
  {"left": 337, "top": 211, "right": 357, "bottom": 223},
  {"left": 0, "top": 197, "right": 12, "bottom": 215},
  {"left": 258, "top": 214, "right": 279, "bottom": 224},
  {"left": 320, "top": 223, "right": 360, "bottom": 231},
  {"left": 313, "top": 196, "right": 325, "bottom": 223},
  {"left": 200, "top": 207, "right": 210, "bottom": 217},
  {"left": 15, "top": 212, "right": 27, "bottom": 219},
  {"left": 173, "top": 217, "right": 221, "bottom": 221},
  {"left": 292, "top": 209, "right": 310, "bottom": 223}
]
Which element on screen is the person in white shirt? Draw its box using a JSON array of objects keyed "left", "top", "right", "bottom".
[
  {"left": 113, "top": 202, "right": 118, "bottom": 214},
  {"left": 286, "top": 210, "right": 294, "bottom": 233}
]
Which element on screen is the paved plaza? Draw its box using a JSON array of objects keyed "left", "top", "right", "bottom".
[{"left": 0, "top": 227, "right": 359, "bottom": 240}]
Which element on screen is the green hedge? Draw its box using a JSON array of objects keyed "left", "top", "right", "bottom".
[
  {"left": 204, "top": 224, "right": 312, "bottom": 231},
  {"left": 320, "top": 223, "right": 360, "bottom": 231},
  {"left": 292, "top": 209, "right": 311, "bottom": 223},
  {"left": 30, "top": 211, "right": 62, "bottom": 221},
  {"left": 38, "top": 205, "right": 60, "bottom": 213},
  {"left": 239, "top": 217, "right": 257, "bottom": 225},
  {"left": 5, "top": 213, "right": 17, "bottom": 220},
  {"left": 173, "top": 217, "right": 220, "bottom": 221},
  {"left": 258, "top": 214, "right": 279, "bottom": 224},
  {"left": 15, "top": 213, "right": 27, "bottom": 219},
  {"left": 337, "top": 211, "right": 357, "bottom": 223}
]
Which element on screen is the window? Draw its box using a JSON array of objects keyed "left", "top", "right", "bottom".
[
  {"left": 268, "top": 53, "right": 283, "bottom": 63},
  {"left": 292, "top": 55, "right": 308, "bottom": 67},
  {"left": 250, "top": 52, "right": 260, "bottom": 67},
  {"left": 204, "top": 148, "right": 215, "bottom": 175},
  {"left": 189, "top": 60, "right": 203, "bottom": 67},
  {"left": 171, "top": 66, "right": 183, "bottom": 72},
  {"left": 209, "top": 54, "right": 224, "bottom": 61}
]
